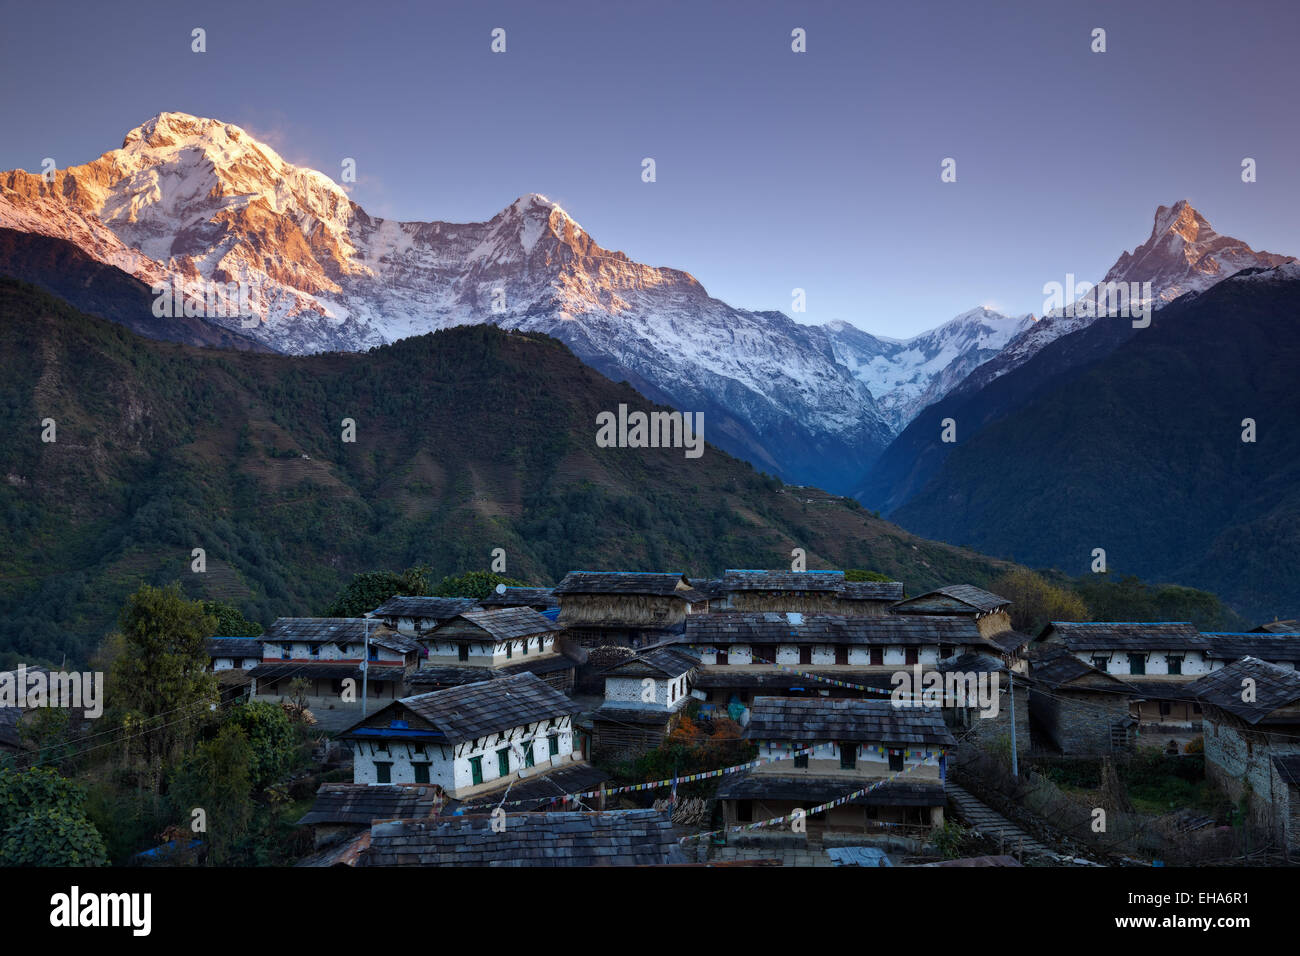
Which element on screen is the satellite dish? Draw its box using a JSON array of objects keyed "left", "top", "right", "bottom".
[{"left": 495, "top": 584, "right": 507, "bottom": 594}]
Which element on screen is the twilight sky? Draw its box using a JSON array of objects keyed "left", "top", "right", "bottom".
[{"left": 2, "top": 0, "right": 1296, "bottom": 336}]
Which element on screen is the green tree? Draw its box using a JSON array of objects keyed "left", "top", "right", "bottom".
[
  {"left": 202, "top": 601, "right": 263, "bottom": 637},
  {"left": 168, "top": 724, "right": 254, "bottom": 865},
  {"left": 0, "top": 767, "right": 107, "bottom": 866},
  {"left": 107, "top": 583, "right": 219, "bottom": 790},
  {"left": 323, "top": 566, "right": 431, "bottom": 617},
  {"left": 432, "top": 570, "right": 527, "bottom": 600},
  {"left": 991, "top": 569, "right": 1088, "bottom": 636},
  {"left": 0, "top": 807, "right": 107, "bottom": 866},
  {"left": 222, "top": 702, "right": 298, "bottom": 792}
]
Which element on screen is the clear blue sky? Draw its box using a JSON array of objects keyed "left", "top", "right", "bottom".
[{"left": 2, "top": 0, "right": 1296, "bottom": 336}]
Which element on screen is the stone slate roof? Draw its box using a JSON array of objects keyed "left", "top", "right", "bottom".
[
  {"left": 1203, "top": 633, "right": 1300, "bottom": 663},
  {"left": 479, "top": 587, "right": 558, "bottom": 609},
  {"left": 590, "top": 704, "right": 679, "bottom": 725},
  {"left": 367, "top": 631, "right": 424, "bottom": 654},
  {"left": 896, "top": 585, "right": 1010, "bottom": 613},
  {"left": 1253, "top": 620, "right": 1300, "bottom": 634},
  {"left": 1188, "top": 657, "right": 1300, "bottom": 724},
  {"left": 444, "top": 764, "right": 611, "bottom": 814},
  {"left": 206, "top": 637, "right": 264, "bottom": 659},
  {"left": 715, "top": 773, "right": 944, "bottom": 807},
  {"left": 264, "top": 618, "right": 400, "bottom": 644},
  {"left": 686, "top": 613, "right": 982, "bottom": 646},
  {"left": 297, "top": 783, "right": 442, "bottom": 826},
  {"left": 600, "top": 646, "right": 698, "bottom": 678},
  {"left": 1039, "top": 621, "right": 1206, "bottom": 652},
  {"left": 722, "top": 569, "right": 846, "bottom": 593},
  {"left": 408, "top": 666, "right": 501, "bottom": 688},
  {"left": 368, "top": 596, "right": 481, "bottom": 621},
  {"left": 553, "top": 572, "right": 691, "bottom": 597},
  {"left": 365, "top": 672, "right": 577, "bottom": 744},
  {"left": 934, "top": 651, "right": 1007, "bottom": 675},
  {"left": 1027, "top": 645, "right": 1127, "bottom": 690},
  {"left": 455, "top": 607, "right": 561, "bottom": 641},
  {"left": 691, "top": 579, "right": 725, "bottom": 600},
  {"left": 745, "top": 697, "right": 956, "bottom": 746},
  {"left": 361, "top": 809, "right": 682, "bottom": 866},
  {"left": 248, "top": 661, "right": 404, "bottom": 681},
  {"left": 839, "top": 581, "right": 905, "bottom": 601},
  {"left": 1272, "top": 754, "right": 1300, "bottom": 786},
  {"left": 693, "top": 671, "right": 896, "bottom": 691}
]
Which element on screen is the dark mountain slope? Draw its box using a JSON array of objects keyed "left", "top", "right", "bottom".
[
  {"left": 887, "top": 267, "right": 1300, "bottom": 620},
  {"left": 0, "top": 278, "right": 1016, "bottom": 664},
  {"left": 0, "top": 227, "right": 271, "bottom": 352}
]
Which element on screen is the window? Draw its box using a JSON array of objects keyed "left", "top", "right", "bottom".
[
  {"left": 458, "top": 644, "right": 469, "bottom": 662},
  {"left": 412, "top": 743, "right": 425, "bottom": 756},
  {"left": 1167, "top": 656, "right": 1183, "bottom": 675},
  {"left": 716, "top": 649, "right": 728, "bottom": 665},
  {"left": 525, "top": 742, "right": 535, "bottom": 768},
  {"left": 375, "top": 762, "right": 392, "bottom": 783},
  {"left": 888, "top": 750, "right": 904, "bottom": 772},
  {"left": 905, "top": 648, "right": 918, "bottom": 666},
  {"left": 840, "top": 742, "right": 857, "bottom": 770},
  {"left": 469, "top": 755, "right": 484, "bottom": 785},
  {"left": 793, "top": 750, "right": 809, "bottom": 769},
  {"left": 736, "top": 800, "right": 753, "bottom": 823},
  {"left": 505, "top": 643, "right": 512, "bottom": 659},
  {"left": 1159, "top": 702, "right": 1172, "bottom": 717},
  {"left": 310, "top": 644, "right": 320, "bottom": 658},
  {"left": 413, "top": 763, "right": 430, "bottom": 784},
  {"left": 548, "top": 734, "right": 559, "bottom": 757},
  {"left": 1092, "top": 656, "right": 1109, "bottom": 671},
  {"left": 280, "top": 644, "right": 291, "bottom": 660},
  {"left": 799, "top": 646, "right": 812, "bottom": 666},
  {"left": 835, "top": 646, "right": 849, "bottom": 665},
  {"left": 1128, "top": 653, "right": 1147, "bottom": 676},
  {"left": 497, "top": 748, "right": 510, "bottom": 777},
  {"left": 870, "top": 648, "right": 883, "bottom": 667}
]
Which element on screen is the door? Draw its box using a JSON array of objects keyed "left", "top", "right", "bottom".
[
  {"left": 469, "top": 756, "right": 483, "bottom": 785},
  {"left": 497, "top": 748, "right": 510, "bottom": 778}
]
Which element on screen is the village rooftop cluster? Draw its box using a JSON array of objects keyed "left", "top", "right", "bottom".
[{"left": 104, "top": 569, "right": 1300, "bottom": 866}]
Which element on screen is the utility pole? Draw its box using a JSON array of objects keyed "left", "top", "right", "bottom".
[
  {"left": 1008, "top": 669, "right": 1019, "bottom": 777},
  {"left": 361, "top": 619, "right": 370, "bottom": 719}
]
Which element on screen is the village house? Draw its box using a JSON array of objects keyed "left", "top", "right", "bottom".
[
  {"left": 204, "top": 636, "right": 262, "bottom": 702},
  {"left": 1203, "top": 633, "right": 1300, "bottom": 672},
  {"left": 1036, "top": 622, "right": 1210, "bottom": 731},
  {"left": 891, "top": 585, "right": 1016, "bottom": 643},
  {"left": 1189, "top": 657, "right": 1300, "bottom": 851},
  {"left": 338, "top": 672, "right": 586, "bottom": 798},
  {"left": 718, "top": 569, "right": 850, "bottom": 613},
  {"left": 406, "top": 606, "right": 580, "bottom": 695},
  {"left": 685, "top": 612, "right": 1025, "bottom": 721},
  {"left": 590, "top": 646, "right": 699, "bottom": 761},
  {"left": 553, "top": 571, "right": 705, "bottom": 648},
  {"left": 931, "top": 650, "right": 1030, "bottom": 758},
  {"left": 1025, "top": 644, "right": 1137, "bottom": 755},
  {"left": 715, "top": 696, "right": 956, "bottom": 835},
  {"left": 357, "top": 808, "right": 685, "bottom": 866},
  {"left": 1253, "top": 619, "right": 1300, "bottom": 634},
  {"left": 249, "top": 619, "right": 422, "bottom": 720},
  {"left": 297, "top": 783, "right": 444, "bottom": 850},
  {"left": 367, "top": 595, "right": 482, "bottom": 637}
]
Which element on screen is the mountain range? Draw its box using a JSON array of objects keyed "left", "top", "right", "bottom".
[
  {"left": 0, "top": 271, "right": 1017, "bottom": 664},
  {"left": 0, "top": 111, "right": 1054, "bottom": 492}
]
